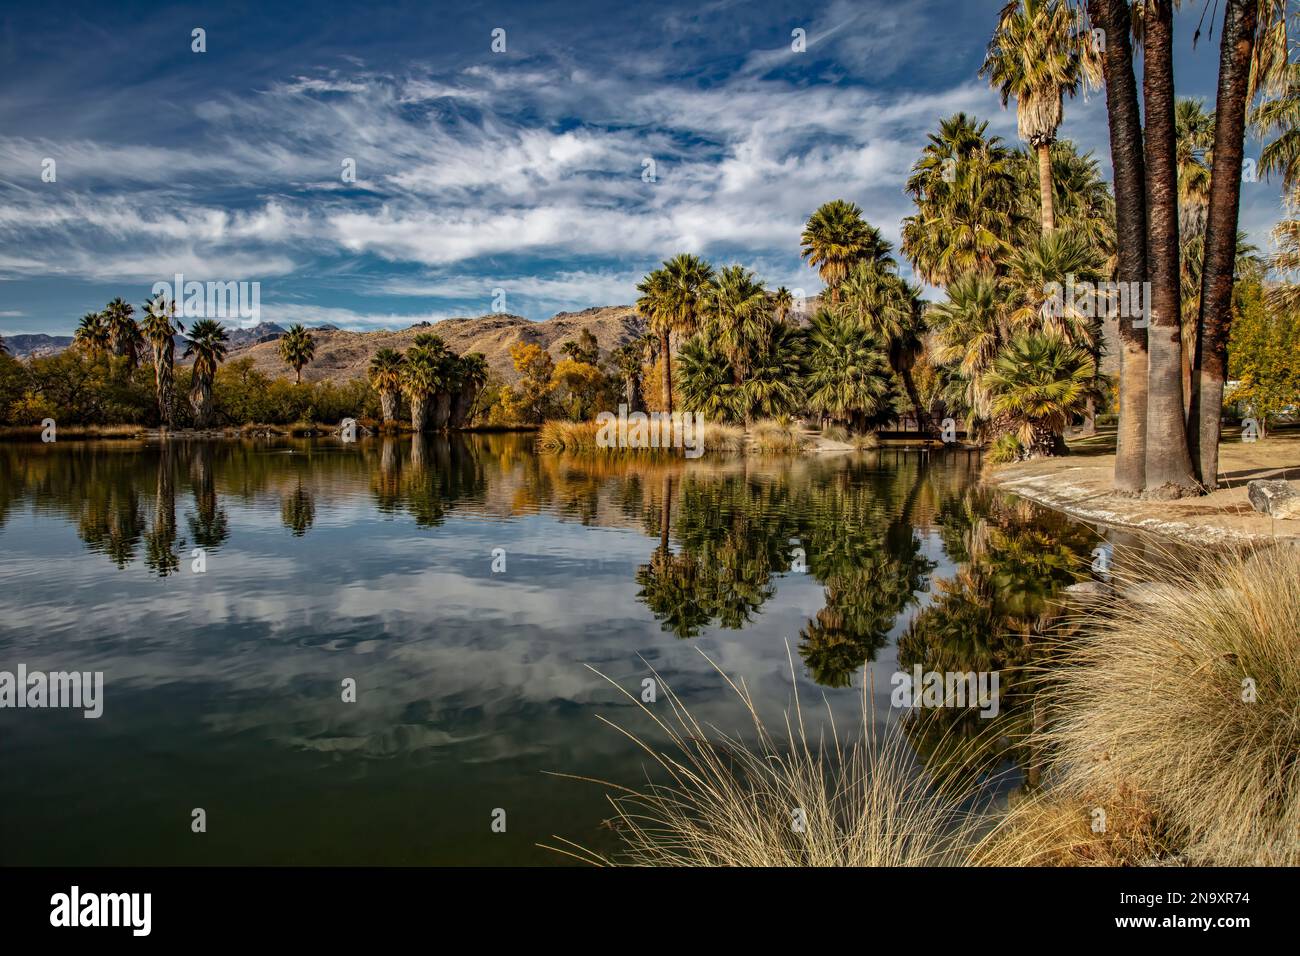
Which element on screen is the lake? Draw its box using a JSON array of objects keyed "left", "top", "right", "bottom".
[{"left": 0, "top": 435, "right": 1116, "bottom": 865}]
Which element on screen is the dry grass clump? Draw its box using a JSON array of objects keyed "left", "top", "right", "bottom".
[
  {"left": 700, "top": 421, "right": 745, "bottom": 453},
  {"left": 851, "top": 431, "right": 880, "bottom": 450},
  {"left": 537, "top": 419, "right": 602, "bottom": 452},
  {"left": 973, "top": 783, "right": 1172, "bottom": 866},
  {"left": 821, "top": 424, "right": 850, "bottom": 443},
  {"left": 1042, "top": 544, "right": 1300, "bottom": 866},
  {"left": 547, "top": 655, "right": 984, "bottom": 867},
  {"left": 749, "top": 419, "right": 809, "bottom": 454},
  {"left": 538, "top": 418, "right": 744, "bottom": 457},
  {"left": 0, "top": 423, "right": 147, "bottom": 440}
]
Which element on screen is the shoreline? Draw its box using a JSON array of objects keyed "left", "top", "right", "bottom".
[{"left": 985, "top": 436, "right": 1300, "bottom": 546}]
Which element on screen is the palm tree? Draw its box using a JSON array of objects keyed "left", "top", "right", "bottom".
[
  {"left": 1087, "top": 0, "right": 1149, "bottom": 494},
  {"left": 1175, "top": 98, "right": 1216, "bottom": 232},
  {"left": 636, "top": 268, "right": 673, "bottom": 412},
  {"left": 636, "top": 255, "right": 713, "bottom": 415},
  {"left": 704, "top": 265, "right": 770, "bottom": 389},
  {"left": 182, "top": 319, "right": 229, "bottom": 429},
  {"left": 676, "top": 337, "right": 740, "bottom": 422},
  {"left": 368, "top": 348, "right": 405, "bottom": 424},
  {"left": 140, "top": 294, "right": 182, "bottom": 428},
  {"left": 611, "top": 338, "right": 648, "bottom": 412},
  {"left": 805, "top": 308, "right": 894, "bottom": 430},
  {"left": 104, "top": 297, "right": 142, "bottom": 370},
  {"left": 450, "top": 352, "right": 488, "bottom": 428},
  {"left": 902, "top": 113, "right": 1023, "bottom": 285},
  {"left": 73, "top": 312, "right": 111, "bottom": 357},
  {"left": 740, "top": 322, "right": 807, "bottom": 421},
  {"left": 838, "top": 262, "right": 930, "bottom": 432},
  {"left": 985, "top": 332, "right": 1094, "bottom": 457},
  {"left": 771, "top": 286, "right": 795, "bottom": 325},
  {"left": 1006, "top": 229, "right": 1106, "bottom": 432},
  {"left": 1143, "top": 0, "right": 1199, "bottom": 496},
  {"left": 981, "top": 0, "right": 1099, "bottom": 235},
  {"left": 800, "top": 199, "right": 892, "bottom": 300},
  {"left": 1254, "top": 60, "right": 1300, "bottom": 191},
  {"left": 1189, "top": 0, "right": 1289, "bottom": 490},
  {"left": 279, "top": 324, "right": 316, "bottom": 384},
  {"left": 430, "top": 350, "right": 462, "bottom": 429},
  {"left": 402, "top": 333, "right": 449, "bottom": 432},
  {"left": 928, "top": 272, "right": 1011, "bottom": 427}
]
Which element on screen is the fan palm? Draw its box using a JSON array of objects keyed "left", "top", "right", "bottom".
[
  {"left": 927, "top": 272, "right": 1011, "bottom": 423},
  {"left": 141, "top": 293, "right": 182, "bottom": 427},
  {"left": 703, "top": 265, "right": 770, "bottom": 387},
  {"left": 804, "top": 308, "right": 894, "bottom": 430},
  {"left": 1175, "top": 97, "right": 1216, "bottom": 233},
  {"left": 838, "top": 262, "right": 929, "bottom": 430},
  {"left": 902, "top": 113, "right": 1022, "bottom": 285},
  {"left": 740, "top": 322, "right": 807, "bottom": 421},
  {"left": 104, "top": 297, "right": 142, "bottom": 370},
  {"left": 278, "top": 324, "right": 316, "bottom": 384},
  {"left": 980, "top": 0, "right": 1099, "bottom": 234},
  {"left": 73, "top": 312, "right": 111, "bottom": 357},
  {"left": 369, "top": 348, "right": 405, "bottom": 423},
  {"left": 984, "top": 332, "right": 1094, "bottom": 457},
  {"left": 450, "top": 352, "right": 488, "bottom": 428},
  {"left": 1252, "top": 55, "right": 1300, "bottom": 192},
  {"left": 800, "top": 199, "right": 892, "bottom": 300},
  {"left": 182, "top": 319, "right": 229, "bottom": 429},
  {"left": 676, "top": 337, "right": 740, "bottom": 422},
  {"left": 636, "top": 255, "right": 714, "bottom": 415},
  {"left": 771, "top": 286, "right": 795, "bottom": 325},
  {"left": 402, "top": 333, "right": 449, "bottom": 432}
]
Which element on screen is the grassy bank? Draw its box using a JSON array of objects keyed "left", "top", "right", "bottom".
[{"left": 570, "top": 545, "right": 1300, "bottom": 867}]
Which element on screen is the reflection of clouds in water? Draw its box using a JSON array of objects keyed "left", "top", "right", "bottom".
[{"left": 0, "top": 439, "right": 992, "bottom": 783}]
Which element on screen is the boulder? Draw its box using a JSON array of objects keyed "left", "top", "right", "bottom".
[{"left": 1246, "top": 479, "right": 1300, "bottom": 520}]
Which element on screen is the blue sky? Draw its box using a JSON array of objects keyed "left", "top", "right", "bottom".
[{"left": 0, "top": 0, "right": 1291, "bottom": 336}]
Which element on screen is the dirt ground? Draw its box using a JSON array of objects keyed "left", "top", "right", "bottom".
[{"left": 985, "top": 428, "right": 1300, "bottom": 545}]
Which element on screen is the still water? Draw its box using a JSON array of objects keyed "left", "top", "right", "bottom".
[{"left": 0, "top": 435, "right": 1110, "bottom": 864}]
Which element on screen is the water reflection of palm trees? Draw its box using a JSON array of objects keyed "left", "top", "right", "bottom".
[
  {"left": 281, "top": 480, "right": 315, "bottom": 537},
  {"left": 144, "top": 443, "right": 180, "bottom": 575},
  {"left": 633, "top": 457, "right": 935, "bottom": 689},
  {"left": 187, "top": 443, "right": 230, "bottom": 550},
  {"left": 898, "top": 485, "right": 1097, "bottom": 789}
]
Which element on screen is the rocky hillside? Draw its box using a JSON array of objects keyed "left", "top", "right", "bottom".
[
  {"left": 3, "top": 333, "right": 73, "bottom": 359},
  {"left": 186, "top": 306, "right": 647, "bottom": 385}
]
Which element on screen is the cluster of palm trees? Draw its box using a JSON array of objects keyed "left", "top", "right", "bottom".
[
  {"left": 367, "top": 334, "right": 488, "bottom": 432},
  {"left": 72, "top": 296, "right": 230, "bottom": 428},
  {"left": 634, "top": 202, "right": 928, "bottom": 430}
]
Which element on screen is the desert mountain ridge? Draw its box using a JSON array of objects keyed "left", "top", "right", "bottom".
[
  {"left": 5, "top": 296, "right": 854, "bottom": 385},
  {"left": 195, "top": 305, "right": 651, "bottom": 385}
]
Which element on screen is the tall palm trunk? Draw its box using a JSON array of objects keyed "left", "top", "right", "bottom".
[
  {"left": 659, "top": 330, "right": 673, "bottom": 415},
  {"left": 190, "top": 372, "right": 214, "bottom": 429},
  {"left": 431, "top": 391, "right": 452, "bottom": 429},
  {"left": 153, "top": 340, "right": 175, "bottom": 428},
  {"left": 1189, "top": 0, "right": 1258, "bottom": 490},
  {"left": 380, "top": 388, "right": 398, "bottom": 424},
  {"left": 1090, "top": 0, "right": 1149, "bottom": 493},
  {"left": 450, "top": 383, "right": 479, "bottom": 428},
  {"left": 1036, "top": 141, "right": 1056, "bottom": 234},
  {"left": 410, "top": 394, "right": 428, "bottom": 433},
  {"left": 1142, "top": 1, "right": 1200, "bottom": 498}
]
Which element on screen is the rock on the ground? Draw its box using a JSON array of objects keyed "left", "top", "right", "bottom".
[{"left": 1246, "top": 479, "right": 1300, "bottom": 519}]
